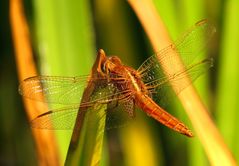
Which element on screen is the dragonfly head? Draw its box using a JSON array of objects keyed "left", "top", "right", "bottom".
[
  {"left": 101, "top": 56, "right": 123, "bottom": 74},
  {"left": 96, "top": 49, "right": 123, "bottom": 77},
  {"left": 108, "top": 56, "right": 122, "bottom": 65}
]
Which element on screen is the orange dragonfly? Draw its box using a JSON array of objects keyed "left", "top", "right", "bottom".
[{"left": 19, "top": 20, "right": 215, "bottom": 137}]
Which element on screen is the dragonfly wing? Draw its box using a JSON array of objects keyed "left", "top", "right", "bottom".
[
  {"left": 31, "top": 104, "right": 111, "bottom": 130},
  {"left": 30, "top": 98, "right": 135, "bottom": 130},
  {"left": 22, "top": 74, "right": 135, "bottom": 130},
  {"left": 105, "top": 97, "right": 135, "bottom": 129},
  {"left": 19, "top": 75, "right": 131, "bottom": 106},
  {"left": 137, "top": 19, "right": 215, "bottom": 81},
  {"left": 136, "top": 20, "right": 215, "bottom": 107},
  {"left": 30, "top": 105, "right": 80, "bottom": 130},
  {"left": 19, "top": 76, "right": 90, "bottom": 104},
  {"left": 148, "top": 59, "right": 212, "bottom": 107}
]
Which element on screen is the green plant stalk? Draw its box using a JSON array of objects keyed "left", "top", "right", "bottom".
[
  {"left": 216, "top": 0, "right": 239, "bottom": 161},
  {"left": 65, "top": 105, "right": 106, "bottom": 165},
  {"left": 65, "top": 50, "right": 108, "bottom": 165},
  {"left": 33, "top": 0, "right": 96, "bottom": 164}
]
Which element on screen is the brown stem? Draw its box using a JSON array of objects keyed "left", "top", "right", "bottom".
[
  {"left": 128, "top": 0, "right": 236, "bottom": 165},
  {"left": 10, "top": 0, "right": 60, "bottom": 165}
]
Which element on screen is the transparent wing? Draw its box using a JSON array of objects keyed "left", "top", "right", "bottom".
[
  {"left": 137, "top": 19, "right": 215, "bottom": 96},
  {"left": 142, "top": 57, "right": 213, "bottom": 94},
  {"left": 105, "top": 97, "right": 135, "bottom": 129},
  {"left": 138, "top": 19, "right": 215, "bottom": 80},
  {"left": 30, "top": 98, "right": 135, "bottom": 130},
  {"left": 148, "top": 59, "right": 212, "bottom": 108},
  {"left": 19, "top": 75, "right": 132, "bottom": 106},
  {"left": 30, "top": 105, "right": 80, "bottom": 130}
]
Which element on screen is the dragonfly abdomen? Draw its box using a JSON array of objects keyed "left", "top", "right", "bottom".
[{"left": 136, "top": 94, "right": 193, "bottom": 137}]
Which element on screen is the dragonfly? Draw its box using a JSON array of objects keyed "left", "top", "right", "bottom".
[{"left": 19, "top": 19, "right": 215, "bottom": 137}]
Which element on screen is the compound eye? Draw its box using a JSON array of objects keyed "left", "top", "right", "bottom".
[
  {"left": 109, "top": 56, "right": 121, "bottom": 65},
  {"left": 101, "top": 62, "right": 107, "bottom": 73}
]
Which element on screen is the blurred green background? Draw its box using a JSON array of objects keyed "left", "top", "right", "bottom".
[{"left": 0, "top": 0, "right": 239, "bottom": 165}]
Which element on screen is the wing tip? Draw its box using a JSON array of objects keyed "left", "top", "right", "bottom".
[
  {"left": 195, "top": 19, "right": 208, "bottom": 26},
  {"left": 195, "top": 19, "right": 216, "bottom": 35}
]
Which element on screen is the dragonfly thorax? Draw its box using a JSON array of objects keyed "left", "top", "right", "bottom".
[
  {"left": 102, "top": 56, "right": 149, "bottom": 96},
  {"left": 125, "top": 68, "right": 150, "bottom": 95}
]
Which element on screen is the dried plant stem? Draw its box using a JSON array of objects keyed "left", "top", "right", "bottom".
[
  {"left": 10, "top": 0, "right": 60, "bottom": 165},
  {"left": 128, "top": 0, "right": 236, "bottom": 165}
]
